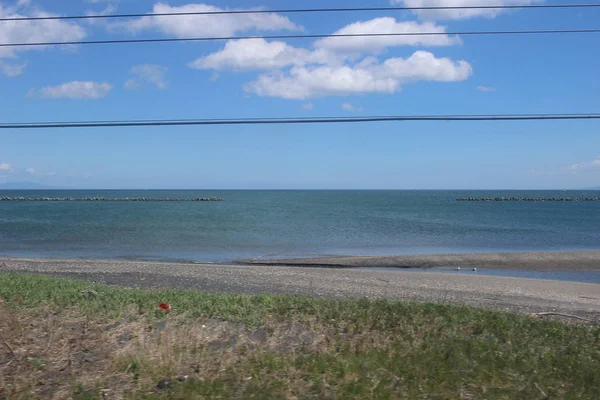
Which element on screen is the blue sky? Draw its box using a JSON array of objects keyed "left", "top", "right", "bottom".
[{"left": 0, "top": 0, "right": 599, "bottom": 189}]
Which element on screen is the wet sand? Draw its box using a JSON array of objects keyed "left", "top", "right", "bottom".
[
  {"left": 1, "top": 256, "right": 599, "bottom": 321},
  {"left": 246, "top": 250, "right": 600, "bottom": 270}
]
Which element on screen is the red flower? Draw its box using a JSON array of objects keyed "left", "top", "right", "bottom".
[{"left": 159, "top": 303, "right": 171, "bottom": 312}]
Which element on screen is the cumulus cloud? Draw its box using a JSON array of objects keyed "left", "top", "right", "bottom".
[
  {"left": 377, "top": 52, "right": 472, "bottom": 81},
  {"left": 0, "top": 2, "right": 86, "bottom": 62},
  {"left": 315, "top": 18, "right": 460, "bottom": 53},
  {"left": 0, "top": 163, "right": 14, "bottom": 173},
  {"left": 189, "top": 38, "right": 336, "bottom": 70},
  {"left": 302, "top": 102, "right": 313, "bottom": 110},
  {"left": 125, "top": 64, "right": 168, "bottom": 90},
  {"left": 188, "top": 11, "right": 474, "bottom": 100},
  {"left": 390, "top": 0, "right": 542, "bottom": 20},
  {"left": 27, "top": 81, "right": 113, "bottom": 99},
  {"left": 191, "top": 16, "right": 461, "bottom": 72},
  {"left": 116, "top": 3, "right": 301, "bottom": 38},
  {"left": 246, "top": 66, "right": 398, "bottom": 99},
  {"left": 245, "top": 51, "right": 472, "bottom": 99}
]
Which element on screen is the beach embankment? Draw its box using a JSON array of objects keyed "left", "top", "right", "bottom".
[{"left": 246, "top": 250, "right": 600, "bottom": 270}]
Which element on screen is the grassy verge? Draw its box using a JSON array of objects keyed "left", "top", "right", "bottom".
[{"left": 0, "top": 273, "right": 598, "bottom": 399}]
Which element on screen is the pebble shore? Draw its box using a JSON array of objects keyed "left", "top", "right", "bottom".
[{"left": 1, "top": 256, "right": 598, "bottom": 320}]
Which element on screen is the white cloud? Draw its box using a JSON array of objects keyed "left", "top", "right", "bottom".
[
  {"left": 0, "top": 60, "right": 26, "bottom": 77},
  {"left": 27, "top": 81, "right": 113, "bottom": 99},
  {"left": 477, "top": 85, "right": 496, "bottom": 92},
  {"left": 377, "top": 51, "right": 472, "bottom": 81},
  {"left": 341, "top": 102, "right": 364, "bottom": 112},
  {"left": 117, "top": 3, "right": 301, "bottom": 38},
  {"left": 302, "top": 102, "right": 313, "bottom": 110},
  {"left": 87, "top": 3, "right": 117, "bottom": 15},
  {"left": 189, "top": 39, "right": 337, "bottom": 71},
  {"left": 84, "top": 0, "right": 119, "bottom": 27},
  {"left": 188, "top": 12, "right": 474, "bottom": 100},
  {"left": 25, "top": 167, "right": 55, "bottom": 176},
  {"left": 315, "top": 18, "right": 460, "bottom": 53},
  {"left": 125, "top": 64, "right": 168, "bottom": 90},
  {"left": 0, "top": 163, "right": 13, "bottom": 173},
  {"left": 85, "top": 3, "right": 118, "bottom": 18},
  {"left": 0, "top": 2, "right": 86, "bottom": 61},
  {"left": 342, "top": 102, "right": 364, "bottom": 112},
  {"left": 124, "top": 79, "right": 141, "bottom": 90},
  {"left": 209, "top": 72, "right": 220, "bottom": 82},
  {"left": 246, "top": 66, "right": 398, "bottom": 99},
  {"left": 191, "top": 17, "right": 460, "bottom": 72},
  {"left": 245, "top": 51, "right": 472, "bottom": 99},
  {"left": 391, "top": 0, "right": 543, "bottom": 20},
  {"left": 567, "top": 156, "right": 600, "bottom": 173}
]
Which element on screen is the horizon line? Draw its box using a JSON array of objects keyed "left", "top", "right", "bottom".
[{"left": 0, "top": 188, "right": 597, "bottom": 191}]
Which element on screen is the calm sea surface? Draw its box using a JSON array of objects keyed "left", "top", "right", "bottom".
[{"left": 1, "top": 190, "right": 599, "bottom": 264}]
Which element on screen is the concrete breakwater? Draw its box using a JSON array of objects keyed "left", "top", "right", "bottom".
[
  {"left": 0, "top": 197, "right": 224, "bottom": 202},
  {"left": 456, "top": 197, "right": 600, "bottom": 202}
]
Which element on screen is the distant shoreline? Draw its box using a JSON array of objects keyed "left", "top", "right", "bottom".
[{"left": 246, "top": 250, "right": 600, "bottom": 271}]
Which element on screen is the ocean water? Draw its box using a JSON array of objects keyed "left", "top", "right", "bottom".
[{"left": 0, "top": 190, "right": 599, "bottom": 263}]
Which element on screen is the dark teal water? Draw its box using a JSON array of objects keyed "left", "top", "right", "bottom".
[{"left": 0, "top": 190, "right": 599, "bottom": 263}]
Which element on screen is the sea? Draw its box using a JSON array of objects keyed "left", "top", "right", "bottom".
[{"left": 1, "top": 190, "right": 599, "bottom": 264}]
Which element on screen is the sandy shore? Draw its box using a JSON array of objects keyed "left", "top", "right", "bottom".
[
  {"left": 1, "top": 256, "right": 599, "bottom": 320},
  {"left": 247, "top": 250, "right": 600, "bottom": 270}
]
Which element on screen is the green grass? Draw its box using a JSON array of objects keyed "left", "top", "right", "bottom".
[{"left": 0, "top": 272, "right": 599, "bottom": 399}]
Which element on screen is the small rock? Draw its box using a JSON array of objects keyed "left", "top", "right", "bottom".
[{"left": 157, "top": 379, "right": 172, "bottom": 390}]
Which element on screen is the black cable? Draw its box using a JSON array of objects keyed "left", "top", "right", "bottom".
[
  {"left": 2, "top": 114, "right": 600, "bottom": 129},
  {"left": 2, "top": 29, "right": 599, "bottom": 48},
  {"left": 1, "top": 3, "right": 600, "bottom": 22}
]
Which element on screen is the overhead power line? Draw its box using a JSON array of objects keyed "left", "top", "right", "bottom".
[
  {"left": 2, "top": 114, "right": 600, "bottom": 129},
  {"left": 1, "top": 3, "right": 600, "bottom": 22},
  {"left": 2, "top": 29, "right": 600, "bottom": 48}
]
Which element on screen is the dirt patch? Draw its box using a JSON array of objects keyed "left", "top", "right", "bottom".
[
  {"left": 0, "top": 305, "right": 332, "bottom": 399},
  {"left": 0, "top": 305, "right": 111, "bottom": 399}
]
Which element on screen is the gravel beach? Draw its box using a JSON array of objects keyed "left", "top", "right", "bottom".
[
  {"left": 1, "top": 256, "right": 599, "bottom": 321},
  {"left": 247, "top": 250, "right": 600, "bottom": 270}
]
